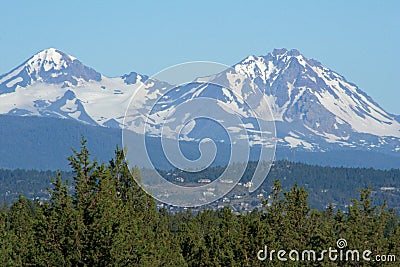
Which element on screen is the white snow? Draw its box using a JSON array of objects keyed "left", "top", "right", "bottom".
[
  {"left": 60, "top": 99, "right": 78, "bottom": 112},
  {"left": 0, "top": 65, "right": 25, "bottom": 85},
  {"left": 265, "top": 61, "right": 276, "bottom": 81},
  {"left": 0, "top": 48, "right": 82, "bottom": 92},
  {"left": 295, "top": 55, "right": 307, "bottom": 68},
  {"left": 69, "top": 111, "right": 81, "bottom": 119},
  {"left": 284, "top": 136, "right": 313, "bottom": 149},
  {"left": 307, "top": 64, "right": 400, "bottom": 138},
  {"left": 27, "top": 48, "right": 69, "bottom": 73},
  {"left": 6, "top": 77, "right": 23, "bottom": 87},
  {"left": 315, "top": 89, "right": 400, "bottom": 137},
  {"left": 180, "top": 120, "right": 196, "bottom": 135},
  {"left": 288, "top": 131, "right": 300, "bottom": 138},
  {"left": 0, "top": 74, "right": 141, "bottom": 129},
  {"left": 226, "top": 126, "right": 242, "bottom": 133},
  {"left": 308, "top": 75, "right": 316, "bottom": 83}
]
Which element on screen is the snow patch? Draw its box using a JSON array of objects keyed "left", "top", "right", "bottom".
[
  {"left": 284, "top": 136, "right": 313, "bottom": 149},
  {"left": 60, "top": 99, "right": 78, "bottom": 112},
  {"left": 6, "top": 77, "right": 23, "bottom": 87}
]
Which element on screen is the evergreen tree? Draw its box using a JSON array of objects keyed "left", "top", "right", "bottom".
[
  {"left": 1, "top": 141, "right": 400, "bottom": 266},
  {"left": 0, "top": 205, "right": 14, "bottom": 266},
  {"left": 7, "top": 196, "right": 37, "bottom": 266},
  {"left": 34, "top": 173, "right": 80, "bottom": 266}
]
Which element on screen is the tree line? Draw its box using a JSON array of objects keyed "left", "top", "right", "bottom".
[{"left": 0, "top": 140, "right": 399, "bottom": 266}]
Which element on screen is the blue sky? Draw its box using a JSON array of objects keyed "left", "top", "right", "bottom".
[{"left": 1, "top": 0, "right": 399, "bottom": 113}]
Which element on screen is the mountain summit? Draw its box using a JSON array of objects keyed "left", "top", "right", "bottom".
[
  {"left": 0, "top": 48, "right": 101, "bottom": 94},
  {"left": 0, "top": 48, "right": 142, "bottom": 125}
]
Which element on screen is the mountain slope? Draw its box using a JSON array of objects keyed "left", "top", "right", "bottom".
[
  {"left": 233, "top": 48, "right": 400, "bottom": 153},
  {"left": 0, "top": 114, "right": 398, "bottom": 170},
  {"left": 0, "top": 48, "right": 149, "bottom": 127},
  {"left": 0, "top": 115, "right": 121, "bottom": 170}
]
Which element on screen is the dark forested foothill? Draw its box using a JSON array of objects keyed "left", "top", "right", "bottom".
[{"left": 0, "top": 140, "right": 399, "bottom": 266}]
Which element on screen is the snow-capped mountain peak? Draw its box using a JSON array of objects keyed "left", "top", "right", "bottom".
[
  {"left": 0, "top": 48, "right": 101, "bottom": 94},
  {"left": 25, "top": 48, "right": 76, "bottom": 74},
  {"left": 233, "top": 48, "right": 400, "bottom": 151},
  {"left": 0, "top": 48, "right": 149, "bottom": 127}
]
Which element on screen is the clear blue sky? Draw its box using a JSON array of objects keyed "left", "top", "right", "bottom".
[{"left": 1, "top": 0, "right": 399, "bottom": 113}]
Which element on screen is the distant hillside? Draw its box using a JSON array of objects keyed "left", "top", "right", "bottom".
[
  {"left": 0, "top": 115, "right": 121, "bottom": 170},
  {"left": 1, "top": 160, "right": 399, "bottom": 212},
  {"left": 0, "top": 169, "right": 72, "bottom": 203},
  {"left": 0, "top": 115, "right": 399, "bottom": 170},
  {"left": 159, "top": 160, "right": 400, "bottom": 212},
  {"left": 275, "top": 149, "right": 400, "bottom": 170}
]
